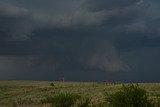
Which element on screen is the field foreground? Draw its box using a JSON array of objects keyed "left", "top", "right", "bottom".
[{"left": 0, "top": 81, "right": 160, "bottom": 107}]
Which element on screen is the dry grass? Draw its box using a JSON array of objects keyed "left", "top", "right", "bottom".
[{"left": 0, "top": 81, "right": 160, "bottom": 107}]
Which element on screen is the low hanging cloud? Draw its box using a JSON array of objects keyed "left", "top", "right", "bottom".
[{"left": 78, "top": 42, "right": 130, "bottom": 72}]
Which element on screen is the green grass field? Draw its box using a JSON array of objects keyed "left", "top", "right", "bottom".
[{"left": 0, "top": 80, "right": 160, "bottom": 107}]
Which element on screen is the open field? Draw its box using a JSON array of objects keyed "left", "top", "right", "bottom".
[{"left": 0, "top": 81, "right": 160, "bottom": 107}]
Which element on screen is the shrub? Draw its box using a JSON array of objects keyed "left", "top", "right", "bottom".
[
  {"left": 105, "top": 84, "right": 153, "bottom": 107},
  {"left": 152, "top": 97, "right": 160, "bottom": 107},
  {"left": 77, "top": 97, "right": 91, "bottom": 107},
  {"left": 47, "top": 92, "right": 80, "bottom": 107},
  {"left": 50, "top": 82, "right": 55, "bottom": 87}
]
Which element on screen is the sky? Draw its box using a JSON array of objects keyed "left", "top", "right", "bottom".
[{"left": 0, "top": 0, "right": 160, "bottom": 82}]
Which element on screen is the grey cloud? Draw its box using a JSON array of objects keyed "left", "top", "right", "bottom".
[
  {"left": 0, "top": 0, "right": 149, "bottom": 73},
  {"left": 84, "top": 0, "right": 141, "bottom": 11},
  {"left": 34, "top": 36, "right": 130, "bottom": 72},
  {"left": 31, "top": 0, "right": 146, "bottom": 28},
  {"left": 32, "top": 10, "right": 107, "bottom": 28},
  {"left": 78, "top": 42, "right": 130, "bottom": 72},
  {"left": 0, "top": 0, "right": 147, "bottom": 40},
  {"left": 0, "top": 56, "right": 29, "bottom": 79},
  {"left": 0, "top": 1, "right": 34, "bottom": 40},
  {"left": 0, "top": 0, "right": 160, "bottom": 81},
  {"left": 0, "top": 32, "right": 129, "bottom": 73},
  {"left": 0, "top": 1, "right": 29, "bottom": 17}
]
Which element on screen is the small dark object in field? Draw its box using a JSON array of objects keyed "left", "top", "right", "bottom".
[{"left": 50, "top": 82, "right": 54, "bottom": 86}]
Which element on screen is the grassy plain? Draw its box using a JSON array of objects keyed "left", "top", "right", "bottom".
[{"left": 0, "top": 80, "right": 160, "bottom": 107}]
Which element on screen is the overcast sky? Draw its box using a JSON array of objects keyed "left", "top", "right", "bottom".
[{"left": 0, "top": 0, "right": 160, "bottom": 82}]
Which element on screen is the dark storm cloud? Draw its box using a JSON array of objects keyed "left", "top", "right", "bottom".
[
  {"left": 0, "top": 0, "right": 146, "bottom": 40},
  {"left": 84, "top": 0, "right": 141, "bottom": 11},
  {"left": 0, "top": 1, "right": 28, "bottom": 16},
  {"left": 0, "top": 0, "right": 160, "bottom": 81},
  {"left": 0, "top": 1, "right": 34, "bottom": 40}
]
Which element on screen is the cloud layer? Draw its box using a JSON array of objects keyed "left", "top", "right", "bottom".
[{"left": 0, "top": 0, "right": 160, "bottom": 81}]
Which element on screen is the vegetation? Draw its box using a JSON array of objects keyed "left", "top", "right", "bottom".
[
  {"left": 44, "top": 92, "right": 91, "bottom": 107},
  {"left": 105, "top": 84, "right": 152, "bottom": 107},
  {"left": 46, "top": 92, "right": 80, "bottom": 107},
  {"left": 77, "top": 97, "right": 91, "bottom": 107},
  {"left": 50, "top": 83, "right": 55, "bottom": 87},
  {"left": 0, "top": 81, "right": 160, "bottom": 107}
]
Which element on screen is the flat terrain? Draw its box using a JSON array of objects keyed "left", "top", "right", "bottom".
[{"left": 0, "top": 81, "right": 160, "bottom": 107}]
